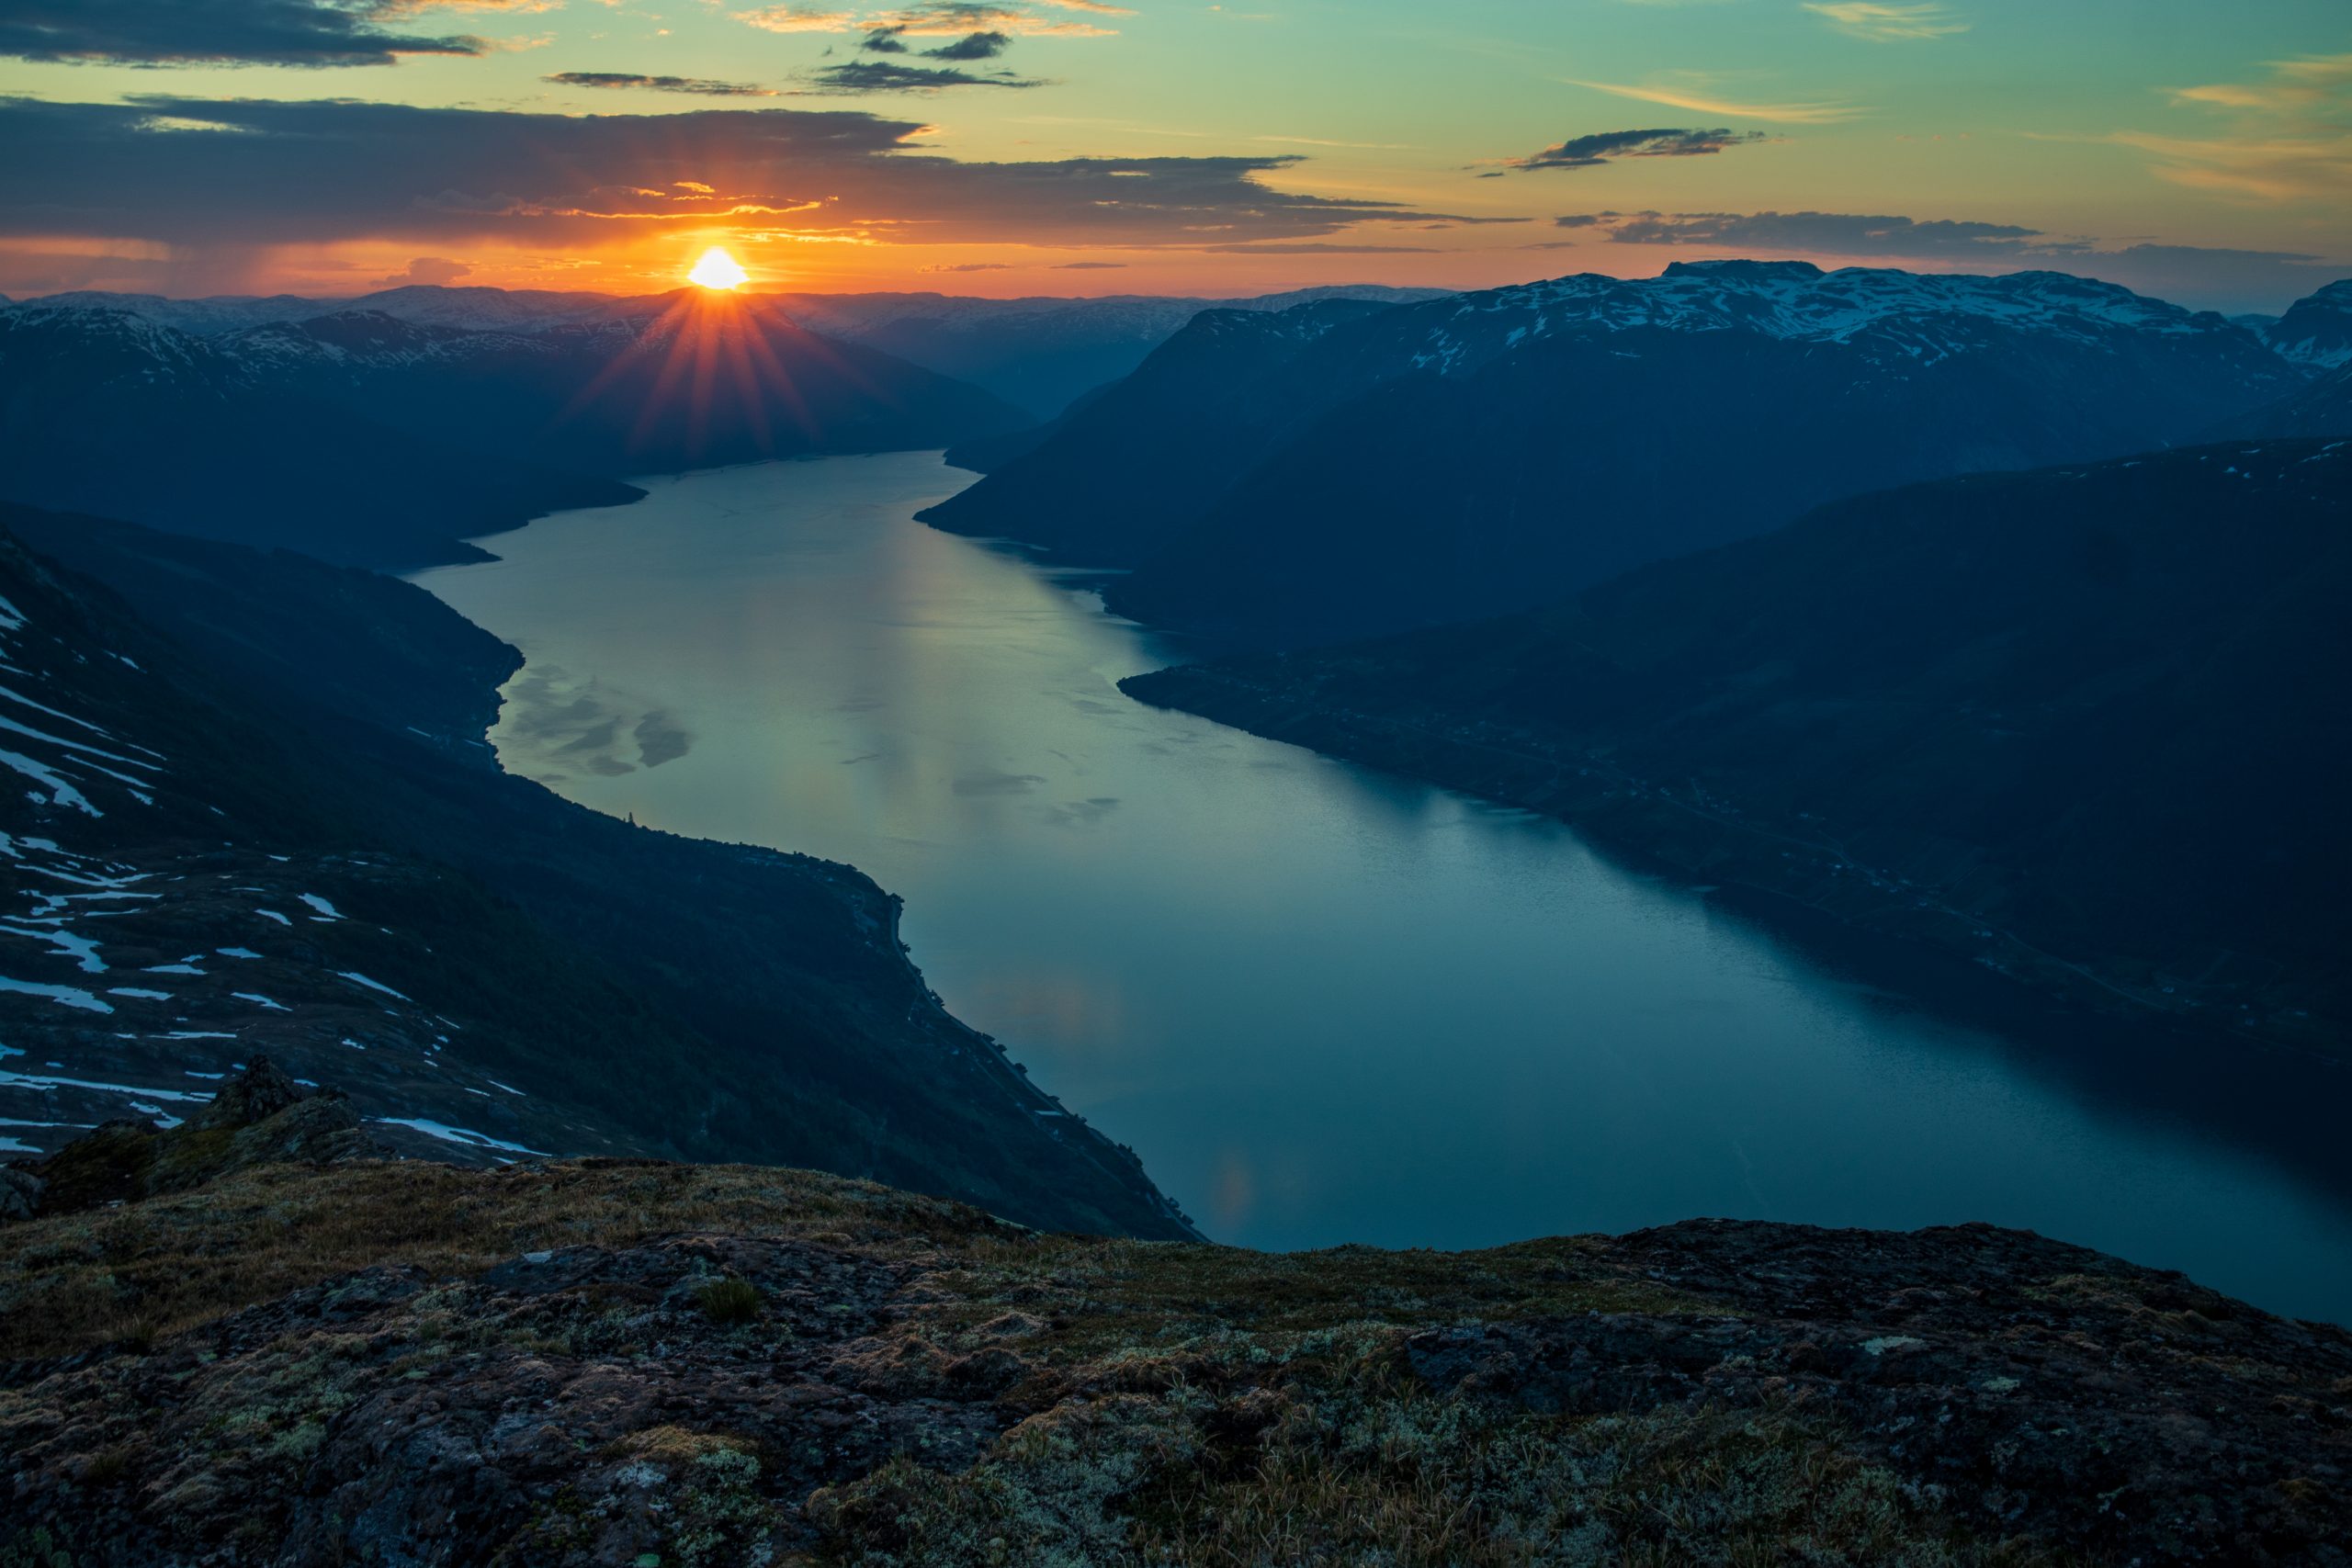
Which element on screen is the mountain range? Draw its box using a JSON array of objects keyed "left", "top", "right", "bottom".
[
  {"left": 0, "top": 292, "right": 1024, "bottom": 568},
  {"left": 929, "top": 261, "right": 2332, "bottom": 648},
  {"left": 7, "top": 282, "right": 1447, "bottom": 420},
  {"left": 1125, "top": 437, "right": 2352, "bottom": 1048}
]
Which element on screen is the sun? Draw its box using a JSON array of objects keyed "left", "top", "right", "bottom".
[{"left": 688, "top": 246, "right": 748, "bottom": 291}]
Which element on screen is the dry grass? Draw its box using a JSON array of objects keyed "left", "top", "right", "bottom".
[
  {"left": 0, "top": 1156, "right": 1012, "bottom": 1359},
  {"left": 1, "top": 1157, "right": 1703, "bottom": 1364}
]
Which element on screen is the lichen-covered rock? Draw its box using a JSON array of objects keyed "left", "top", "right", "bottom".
[
  {"left": 1, "top": 1156, "right": 2346, "bottom": 1566},
  {"left": 18, "top": 1057, "right": 375, "bottom": 1219},
  {"left": 0, "top": 1167, "right": 40, "bottom": 1224},
  {"left": 190, "top": 1055, "right": 307, "bottom": 1131}
]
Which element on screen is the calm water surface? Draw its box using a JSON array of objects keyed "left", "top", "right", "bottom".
[{"left": 417, "top": 452, "right": 2352, "bottom": 1320}]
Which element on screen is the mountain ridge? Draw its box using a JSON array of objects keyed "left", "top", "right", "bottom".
[
  {"left": 0, "top": 294, "right": 1024, "bottom": 569},
  {"left": 933, "top": 262, "right": 2314, "bottom": 648},
  {"left": 1123, "top": 437, "right": 2352, "bottom": 1051}
]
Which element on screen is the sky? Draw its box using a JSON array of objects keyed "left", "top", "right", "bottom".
[{"left": 0, "top": 0, "right": 2346, "bottom": 310}]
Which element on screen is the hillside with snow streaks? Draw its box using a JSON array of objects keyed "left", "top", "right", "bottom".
[
  {"left": 2263, "top": 278, "right": 2352, "bottom": 370},
  {"left": 0, "top": 535, "right": 622, "bottom": 1165}
]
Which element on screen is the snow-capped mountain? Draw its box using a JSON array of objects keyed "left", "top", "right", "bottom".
[
  {"left": 931, "top": 261, "right": 2313, "bottom": 646},
  {"left": 2263, "top": 278, "right": 2352, "bottom": 370},
  {"left": 1391, "top": 260, "right": 2266, "bottom": 376}
]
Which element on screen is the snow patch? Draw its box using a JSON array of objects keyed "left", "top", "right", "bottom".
[{"left": 374, "top": 1117, "right": 548, "bottom": 1157}]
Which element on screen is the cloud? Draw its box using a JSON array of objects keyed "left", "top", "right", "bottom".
[
  {"left": 546, "top": 72, "right": 775, "bottom": 96},
  {"left": 924, "top": 260, "right": 1010, "bottom": 270},
  {"left": 731, "top": 6, "right": 859, "bottom": 29},
  {"left": 2116, "top": 53, "right": 2352, "bottom": 203},
  {"left": 1053, "top": 260, "right": 1125, "bottom": 267},
  {"left": 378, "top": 255, "right": 472, "bottom": 286},
  {"left": 0, "top": 0, "right": 536, "bottom": 66},
  {"left": 1562, "top": 209, "right": 2044, "bottom": 257},
  {"left": 1546, "top": 208, "right": 2338, "bottom": 311},
  {"left": 737, "top": 2, "right": 1119, "bottom": 39},
  {"left": 1802, "top": 3, "right": 1969, "bottom": 41},
  {"left": 0, "top": 96, "right": 1470, "bottom": 254},
  {"left": 803, "top": 59, "right": 1043, "bottom": 90},
  {"left": 927, "top": 29, "right": 1010, "bottom": 59},
  {"left": 860, "top": 25, "right": 910, "bottom": 51},
  {"left": 1570, "top": 78, "right": 1861, "bottom": 125},
  {"left": 1186, "top": 242, "right": 1437, "bottom": 254},
  {"left": 1510, "top": 127, "right": 1768, "bottom": 170}
]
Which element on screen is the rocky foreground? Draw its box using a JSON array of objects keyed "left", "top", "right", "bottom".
[{"left": 4, "top": 1066, "right": 2348, "bottom": 1566}]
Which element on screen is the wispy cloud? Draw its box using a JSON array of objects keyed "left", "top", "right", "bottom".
[
  {"left": 1508, "top": 128, "right": 1769, "bottom": 171},
  {"left": 737, "top": 2, "right": 1121, "bottom": 38},
  {"left": 1555, "top": 209, "right": 2045, "bottom": 257},
  {"left": 1568, "top": 78, "right": 1862, "bottom": 125},
  {"left": 545, "top": 72, "right": 776, "bottom": 96},
  {"left": 1802, "top": 3, "right": 1969, "bottom": 41},
  {"left": 2120, "top": 52, "right": 2352, "bottom": 202}
]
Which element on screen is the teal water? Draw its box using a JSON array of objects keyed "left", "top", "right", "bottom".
[{"left": 417, "top": 451, "right": 2352, "bottom": 1321}]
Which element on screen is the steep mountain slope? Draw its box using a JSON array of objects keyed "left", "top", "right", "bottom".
[
  {"left": 0, "top": 308, "right": 640, "bottom": 569},
  {"left": 919, "top": 298, "right": 1401, "bottom": 558},
  {"left": 2264, "top": 277, "right": 2352, "bottom": 369},
  {"left": 1126, "top": 439, "right": 2352, "bottom": 1047},
  {"left": 0, "top": 505, "right": 1191, "bottom": 1238},
  {"left": 938, "top": 262, "right": 2312, "bottom": 647},
  {"left": 0, "top": 293, "right": 1026, "bottom": 569},
  {"left": 2237, "top": 360, "right": 2352, "bottom": 437},
  {"left": 6, "top": 1133, "right": 2350, "bottom": 1565}
]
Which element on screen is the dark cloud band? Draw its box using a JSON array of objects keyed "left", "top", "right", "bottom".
[
  {"left": 804, "top": 60, "right": 1044, "bottom": 92},
  {"left": 0, "top": 96, "right": 1470, "bottom": 252},
  {"left": 546, "top": 73, "right": 776, "bottom": 97},
  {"left": 1510, "top": 129, "right": 1768, "bottom": 171},
  {"left": 0, "top": 0, "right": 510, "bottom": 67}
]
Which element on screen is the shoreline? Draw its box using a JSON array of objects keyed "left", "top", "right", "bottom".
[
  {"left": 1119, "top": 661, "right": 2344, "bottom": 1064},
  {"left": 425, "top": 524, "right": 1201, "bottom": 1243},
  {"left": 1115, "top": 663, "right": 2352, "bottom": 1219}
]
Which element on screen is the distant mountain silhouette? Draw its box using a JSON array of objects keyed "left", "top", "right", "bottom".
[
  {"left": 0, "top": 292, "right": 1024, "bottom": 567},
  {"left": 215, "top": 292, "right": 1028, "bottom": 478},
  {"left": 933, "top": 262, "right": 2318, "bottom": 648},
  {"left": 2234, "top": 361, "right": 2352, "bottom": 438},
  {"left": 1126, "top": 439, "right": 2352, "bottom": 1043},
  {"left": 763, "top": 285, "right": 1450, "bottom": 418},
  {"left": 13, "top": 281, "right": 1449, "bottom": 422},
  {"left": 0, "top": 307, "right": 639, "bottom": 569}
]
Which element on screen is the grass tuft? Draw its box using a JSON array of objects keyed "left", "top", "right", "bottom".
[{"left": 695, "top": 1277, "right": 761, "bottom": 1325}]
